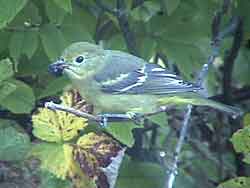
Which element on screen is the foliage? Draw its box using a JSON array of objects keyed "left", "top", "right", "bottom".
[
  {"left": 32, "top": 90, "right": 88, "bottom": 142},
  {"left": 218, "top": 177, "right": 250, "bottom": 188},
  {"left": 0, "top": 0, "right": 250, "bottom": 188},
  {"left": 0, "top": 119, "right": 30, "bottom": 161}
]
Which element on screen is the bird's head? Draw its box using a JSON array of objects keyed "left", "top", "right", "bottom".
[{"left": 48, "top": 42, "right": 105, "bottom": 80}]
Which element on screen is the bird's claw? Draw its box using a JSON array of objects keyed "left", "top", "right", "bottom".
[
  {"left": 97, "top": 112, "right": 144, "bottom": 127},
  {"left": 126, "top": 112, "right": 145, "bottom": 125},
  {"left": 97, "top": 114, "right": 108, "bottom": 128}
]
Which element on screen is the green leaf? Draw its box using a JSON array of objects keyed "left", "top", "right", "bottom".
[
  {"left": 148, "top": 1, "right": 213, "bottom": 79},
  {"left": 0, "top": 58, "right": 14, "bottom": 82},
  {"left": 243, "top": 113, "right": 250, "bottom": 127},
  {"left": 174, "top": 169, "right": 197, "bottom": 188},
  {"left": 52, "top": 0, "right": 72, "bottom": 13},
  {"left": 218, "top": 177, "right": 250, "bottom": 188},
  {"left": 148, "top": 112, "right": 168, "bottom": 127},
  {"left": 231, "top": 128, "right": 250, "bottom": 154},
  {"left": 0, "top": 0, "right": 28, "bottom": 29},
  {"left": 40, "top": 24, "right": 67, "bottom": 61},
  {"left": 38, "top": 76, "right": 69, "bottom": 99},
  {"left": 61, "top": 24, "right": 93, "bottom": 45},
  {"left": 17, "top": 46, "right": 50, "bottom": 76},
  {"left": 0, "top": 31, "right": 10, "bottom": 53},
  {"left": 233, "top": 0, "right": 250, "bottom": 39},
  {"left": 0, "top": 81, "right": 16, "bottom": 102},
  {"left": 233, "top": 48, "right": 250, "bottom": 86},
  {"left": 61, "top": 4, "right": 96, "bottom": 42},
  {"left": 9, "top": 31, "right": 39, "bottom": 60},
  {"left": 191, "top": 155, "right": 220, "bottom": 182},
  {"left": 231, "top": 127, "right": 250, "bottom": 164},
  {"left": 105, "top": 34, "right": 127, "bottom": 51},
  {"left": 138, "top": 37, "right": 157, "bottom": 60},
  {"left": 10, "top": 1, "right": 41, "bottom": 26},
  {"left": 0, "top": 119, "right": 30, "bottom": 161},
  {"left": 44, "top": 0, "right": 67, "bottom": 24},
  {"left": 39, "top": 171, "right": 72, "bottom": 188},
  {"left": 163, "top": 0, "right": 181, "bottom": 15},
  {"left": 158, "top": 39, "right": 205, "bottom": 79},
  {"left": 1, "top": 79, "right": 35, "bottom": 113},
  {"left": 31, "top": 143, "right": 73, "bottom": 179},
  {"left": 131, "top": 1, "right": 161, "bottom": 22},
  {"left": 105, "top": 122, "right": 136, "bottom": 147},
  {"left": 149, "top": 1, "right": 211, "bottom": 35},
  {"left": 117, "top": 158, "right": 164, "bottom": 188}
]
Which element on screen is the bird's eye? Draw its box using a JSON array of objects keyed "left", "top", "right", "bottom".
[
  {"left": 59, "top": 57, "right": 64, "bottom": 62},
  {"left": 75, "top": 56, "right": 84, "bottom": 63}
]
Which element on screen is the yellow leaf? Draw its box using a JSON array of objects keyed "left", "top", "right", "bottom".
[
  {"left": 65, "top": 144, "right": 97, "bottom": 188},
  {"left": 31, "top": 143, "right": 73, "bottom": 179},
  {"left": 74, "top": 133, "right": 124, "bottom": 188},
  {"left": 32, "top": 90, "right": 88, "bottom": 142}
]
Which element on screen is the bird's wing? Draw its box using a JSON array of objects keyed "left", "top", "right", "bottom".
[{"left": 94, "top": 51, "right": 201, "bottom": 95}]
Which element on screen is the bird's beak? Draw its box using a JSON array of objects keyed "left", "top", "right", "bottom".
[{"left": 48, "top": 60, "right": 68, "bottom": 77}]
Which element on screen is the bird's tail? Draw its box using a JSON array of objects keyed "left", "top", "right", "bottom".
[{"left": 158, "top": 95, "right": 243, "bottom": 117}]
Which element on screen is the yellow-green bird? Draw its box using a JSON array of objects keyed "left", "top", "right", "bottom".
[{"left": 48, "top": 42, "right": 242, "bottom": 125}]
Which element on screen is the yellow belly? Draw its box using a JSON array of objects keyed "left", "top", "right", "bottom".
[{"left": 93, "top": 93, "right": 158, "bottom": 114}]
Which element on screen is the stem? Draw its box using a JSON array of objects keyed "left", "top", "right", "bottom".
[
  {"left": 222, "top": 17, "right": 243, "bottom": 103},
  {"left": 164, "top": 105, "right": 192, "bottom": 188},
  {"left": 116, "top": 0, "right": 138, "bottom": 55},
  {"left": 164, "top": 1, "right": 242, "bottom": 187},
  {"left": 45, "top": 101, "right": 99, "bottom": 122},
  {"left": 95, "top": 0, "right": 139, "bottom": 56}
]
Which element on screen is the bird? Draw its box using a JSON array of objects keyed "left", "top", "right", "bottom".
[{"left": 48, "top": 42, "right": 242, "bottom": 126}]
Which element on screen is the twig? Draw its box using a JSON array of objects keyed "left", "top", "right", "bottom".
[
  {"left": 94, "top": 0, "right": 138, "bottom": 56},
  {"left": 116, "top": 0, "right": 138, "bottom": 55},
  {"left": 45, "top": 101, "right": 99, "bottom": 122},
  {"left": 189, "top": 138, "right": 236, "bottom": 177},
  {"left": 222, "top": 17, "right": 243, "bottom": 103},
  {"left": 197, "top": 1, "right": 239, "bottom": 86},
  {"left": 132, "top": 0, "right": 145, "bottom": 8},
  {"left": 196, "top": 6, "right": 238, "bottom": 86},
  {"left": 44, "top": 101, "right": 172, "bottom": 125},
  {"left": 95, "top": 19, "right": 113, "bottom": 43},
  {"left": 165, "top": 0, "right": 241, "bottom": 187},
  {"left": 4, "top": 22, "right": 41, "bottom": 32},
  {"left": 164, "top": 104, "right": 192, "bottom": 188},
  {"left": 95, "top": 0, "right": 117, "bottom": 15},
  {"left": 211, "top": 86, "right": 250, "bottom": 102},
  {"left": 215, "top": 113, "right": 225, "bottom": 180}
]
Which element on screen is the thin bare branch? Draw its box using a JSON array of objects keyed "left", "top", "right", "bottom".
[
  {"left": 165, "top": 0, "right": 243, "bottom": 187},
  {"left": 222, "top": 17, "right": 243, "bottom": 103},
  {"left": 94, "top": 0, "right": 138, "bottom": 56},
  {"left": 116, "top": 0, "right": 138, "bottom": 55},
  {"left": 164, "top": 104, "right": 192, "bottom": 188},
  {"left": 45, "top": 101, "right": 99, "bottom": 122},
  {"left": 95, "top": 0, "right": 117, "bottom": 15}
]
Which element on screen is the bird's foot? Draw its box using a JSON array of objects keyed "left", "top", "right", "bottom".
[
  {"left": 97, "top": 114, "right": 109, "bottom": 128},
  {"left": 97, "top": 113, "right": 131, "bottom": 127},
  {"left": 126, "top": 112, "right": 145, "bottom": 125}
]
